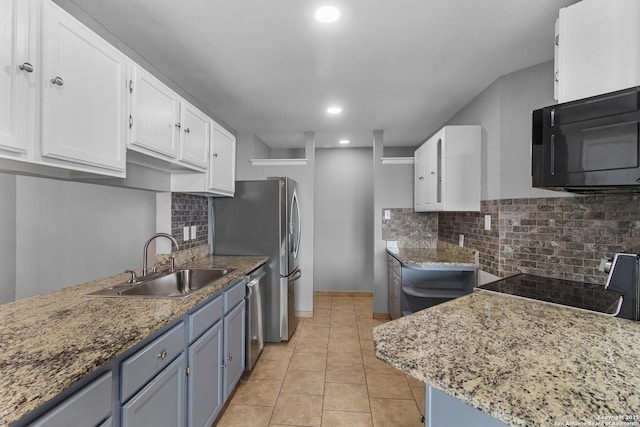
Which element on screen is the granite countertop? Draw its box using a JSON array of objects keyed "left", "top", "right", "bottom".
[
  {"left": 386, "top": 243, "right": 478, "bottom": 268},
  {"left": 0, "top": 254, "right": 267, "bottom": 426},
  {"left": 373, "top": 291, "right": 640, "bottom": 427}
]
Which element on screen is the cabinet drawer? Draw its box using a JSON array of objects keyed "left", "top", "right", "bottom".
[
  {"left": 188, "top": 295, "right": 224, "bottom": 343},
  {"left": 387, "top": 255, "right": 401, "bottom": 276},
  {"left": 30, "top": 372, "right": 112, "bottom": 427},
  {"left": 121, "top": 322, "right": 185, "bottom": 402},
  {"left": 224, "top": 279, "right": 245, "bottom": 313}
]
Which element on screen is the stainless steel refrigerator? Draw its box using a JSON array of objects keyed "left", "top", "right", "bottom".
[{"left": 213, "top": 177, "right": 301, "bottom": 342}]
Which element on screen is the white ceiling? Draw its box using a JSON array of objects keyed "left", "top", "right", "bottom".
[{"left": 67, "top": 0, "right": 578, "bottom": 148}]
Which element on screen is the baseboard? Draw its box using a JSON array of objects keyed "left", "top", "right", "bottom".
[
  {"left": 295, "top": 311, "right": 313, "bottom": 318},
  {"left": 373, "top": 312, "right": 391, "bottom": 320},
  {"left": 314, "top": 291, "right": 374, "bottom": 297}
]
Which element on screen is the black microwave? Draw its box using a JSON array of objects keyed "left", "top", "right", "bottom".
[{"left": 532, "top": 86, "right": 640, "bottom": 192}]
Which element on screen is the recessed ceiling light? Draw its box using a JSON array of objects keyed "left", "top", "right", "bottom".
[
  {"left": 315, "top": 6, "right": 340, "bottom": 23},
  {"left": 327, "top": 106, "right": 342, "bottom": 115},
  {"left": 339, "top": 139, "right": 350, "bottom": 145}
]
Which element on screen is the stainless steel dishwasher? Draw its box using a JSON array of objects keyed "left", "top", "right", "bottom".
[{"left": 245, "top": 266, "right": 266, "bottom": 370}]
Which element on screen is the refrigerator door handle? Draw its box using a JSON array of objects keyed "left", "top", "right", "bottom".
[{"left": 291, "top": 268, "right": 302, "bottom": 281}]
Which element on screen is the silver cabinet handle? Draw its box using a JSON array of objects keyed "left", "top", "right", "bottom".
[
  {"left": 227, "top": 354, "right": 233, "bottom": 361},
  {"left": 158, "top": 350, "right": 167, "bottom": 360},
  {"left": 184, "top": 128, "right": 190, "bottom": 134},
  {"left": 50, "top": 76, "right": 64, "bottom": 86},
  {"left": 212, "top": 153, "right": 218, "bottom": 158},
  {"left": 220, "top": 363, "right": 227, "bottom": 369},
  {"left": 19, "top": 62, "right": 34, "bottom": 73}
]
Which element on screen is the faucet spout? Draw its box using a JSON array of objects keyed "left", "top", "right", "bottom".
[{"left": 142, "top": 233, "right": 179, "bottom": 277}]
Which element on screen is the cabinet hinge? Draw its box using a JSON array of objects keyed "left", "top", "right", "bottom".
[
  {"left": 129, "top": 115, "right": 133, "bottom": 129},
  {"left": 129, "top": 79, "right": 133, "bottom": 94},
  {"left": 186, "top": 365, "right": 190, "bottom": 376}
]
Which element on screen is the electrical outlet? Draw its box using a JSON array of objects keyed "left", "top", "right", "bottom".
[
  {"left": 459, "top": 234, "right": 464, "bottom": 247},
  {"left": 183, "top": 226, "right": 189, "bottom": 242},
  {"left": 190, "top": 225, "right": 196, "bottom": 240},
  {"left": 384, "top": 210, "right": 391, "bottom": 220},
  {"left": 484, "top": 214, "right": 491, "bottom": 231}
]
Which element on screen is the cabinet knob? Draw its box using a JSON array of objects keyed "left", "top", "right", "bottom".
[
  {"left": 430, "top": 171, "right": 435, "bottom": 175},
  {"left": 19, "top": 62, "right": 34, "bottom": 73},
  {"left": 50, "top": 76, "right": 64, "bottom": 86},
  {"left": 418, "top": 176, "right": 424, "bottom": 181},
  {"left": 212, "top": 153, "right": 218, "bottom": 158},
  {"left": 175, "top": 123, "right": 181, "bottom": 129},
  {"left": 220, "top": 363, "right": 227, "bottom": 369},
  {"left": 158, "top": 350, "right": 168, "bottom": 360},
  {"left": 227, "top": 354, "right": 233, "bottom": 361},
  {"left": 184, "top": 128, "right": 190, "bottom": 134}
]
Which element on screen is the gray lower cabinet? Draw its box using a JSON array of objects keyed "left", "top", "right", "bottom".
[
  {"left": 188, "top": 320, "right": 223, "bottom": 427},
  {"left": 424, "top": 386, "right": 508, "bottom": 427},
  {"left": 121, "top": 353, "right": 186, "bottom": 427},
  {"left": 29, "top": 371, "right": 112, "bottom": 427},
  {"left": 223, "top": 295, "right": 246, "bottom": 400},
  {"left": 387, "top": 254, "right": 477, "bottom": 317}
]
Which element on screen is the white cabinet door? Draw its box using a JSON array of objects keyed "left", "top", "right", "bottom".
[
  {"left": 413, "top": 144, "right": 426, "bottom": 211},
  {"left": 129, "top": 64, "right": 180, "bottom": 158},
  {"left": 413, "top": 126, "right": 480, "bottom": 212},
  {"left": 0, "top": 0, "right": 36, "bottom": 157},
  {"left": 423, "top": 131, "right": 442, "bottom": 210},
  {"left": 557, "top": 0, "right": 640, "bottom": 102},
  {"left": 41, "top": 0, "right": 126, "bottom": 175},
  {"left": 179, "top": 101, "right": 209, "bottom": 170},
  {"left": 209, "top": 123, "right": 236, "bottom": 196}
]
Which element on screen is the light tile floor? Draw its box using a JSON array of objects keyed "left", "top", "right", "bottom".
[{"left": 215, "top": 295, "right": 425, "bottom": 427}]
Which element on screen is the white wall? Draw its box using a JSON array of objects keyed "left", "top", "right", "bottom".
[
  {"left": 14, "top": 176, "right": 156, "bottom": 299},
  {"left": 0, "top": 174, "right": 17, "bottom": 304},
  {"left": 314, "top": 148, "right": 374, "bottom": 292}
]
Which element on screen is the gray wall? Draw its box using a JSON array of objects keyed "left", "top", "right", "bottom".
[
  {"left": 446, "top": 60, "right": 569, "bottom": 200},
  {"left": 314, "top": 148, "right": 374, "bottom": 292},
  {"left": 0, "top": 174, "right": 17, "bottom": 303},
  {"left": 372, "top": 131, "right": 415, "bottom": 314},
  {"left": 13, "top": 176, "right": 156, "bottom": 300}
]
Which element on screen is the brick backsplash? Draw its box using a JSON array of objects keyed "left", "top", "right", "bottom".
[
  {"left": 171, "top": 193, "right": 209, "bottom": 250},
  {"left": 382, "top": 208, "right": 438, "bottom": 248},
  {"left": 439, "top": 194, "right": 640, "bottom": 284}
]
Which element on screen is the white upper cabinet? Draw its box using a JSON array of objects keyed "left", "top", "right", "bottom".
[
  {"left": 41, "top": 0, "right": 127, "bottom": 176},
  {"left": 556, "top": 0, "right": 640, "bottom": 102},
  {"left": 208, "top": 123, "right": 236, "bottom": 196},
  {"left": 179, "top": 101, "right": 210, "bottom": 170},
  {"left": 128, "top": 63, "right": 210, "bottom": 172},
  {"left": 129, "top": 64, "right": 180, "bottom": 159},
  {"left": 414, "top": 125, "right": 480, "bottom": 212},
  {"left": 0, "top": 0, "right": 36, "bottom": 158}
]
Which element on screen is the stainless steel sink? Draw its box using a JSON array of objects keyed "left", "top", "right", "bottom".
[{"left": 88, "top": 268, "right": 235, "bottom": 298}]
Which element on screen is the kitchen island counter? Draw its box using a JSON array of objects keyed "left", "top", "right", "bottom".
[
  {"left": 373, "top": 291, "right": 640, "bottom": 427},
  {"left": 0, "top": 254, "right": 267, "bottom": 426}
]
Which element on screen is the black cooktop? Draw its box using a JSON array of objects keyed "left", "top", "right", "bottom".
[{"left": 477, "top": 273, "right": 624, "bottom": 315}]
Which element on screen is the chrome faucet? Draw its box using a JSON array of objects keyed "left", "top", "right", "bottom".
[{"left": 142, "top": 233, "right": 179, "bottom": 277}]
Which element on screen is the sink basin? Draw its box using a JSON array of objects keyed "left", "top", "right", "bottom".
[{"left": 88, "top": 268, "right": 235, "bottom": 298}]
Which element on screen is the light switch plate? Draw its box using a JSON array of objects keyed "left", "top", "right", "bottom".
[{"left": 183, "top": 226, "right": 189, "bottom": 242}]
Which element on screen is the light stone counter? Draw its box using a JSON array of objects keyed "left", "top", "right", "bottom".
[
  {"left": 386, "top": 242, "right": 478, "bottom": 267},
  {"left": 0, "top": 254, "right": 267, "bottom": 426},
  {"left": 373, "top": 291, "right": 640, "bottom": 427}
]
